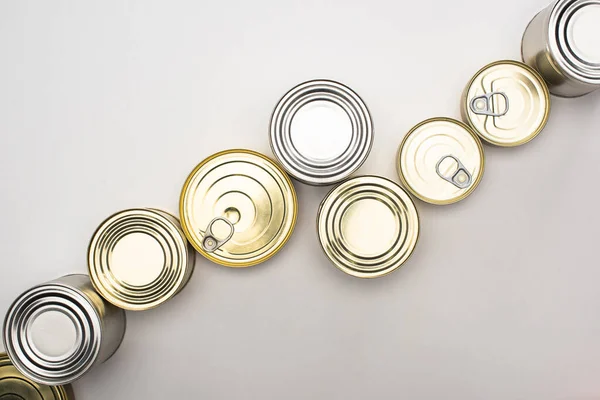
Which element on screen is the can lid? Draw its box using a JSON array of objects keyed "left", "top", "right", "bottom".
[
  {"left": 317, "top": 176, "right": 419, "bottom": 278},
  {"left": 180, "top": 149, "right": 297, "bottom": 267},
  {"left": 270, "top": 80, "right": 373, "bottom": 185},
  {"left": 397, "top": 118, "right": 485, "bottom": 205},
  {"left": 463, "top": 60, "right": 550, "bottom": 146},
  {"left": 3, "top": 278, "right": 102, "bottom": 385},
  {"left": 549, "top": 0, "right": 600, "bottom": 83},
  {"left": 88, "top": 208, "right": 195, "bottom": 311},
  {"left": 0, "top": 353, "right": 74, "bottom": 400}
]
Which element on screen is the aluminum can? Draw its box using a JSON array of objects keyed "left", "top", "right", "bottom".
[
  {"left": 180, "top": 149, "right": 297, "bottom": 267},
  {"left": 0, "top": 352, "right": 74, "bottom": 400},
  {"left": 317, "top": 175, "right": 419, "bottom": 278},
  {"left": 522, "top": 0, "right": 600, "bottom": 97},
  {"left": 270, "top": 79, "right": 373, "bottom": 185},
  {"left": 397, "top": 118, "right": 485, "bottom": 205},
  {"left": 88, "top": 208, "right": 195, "bottom": 311},
  {"left": 3, "top": 274, "right": 126, "bottom": 385},
  {"left": 462, "top": 60, "right": 551, "bottom": 147}
]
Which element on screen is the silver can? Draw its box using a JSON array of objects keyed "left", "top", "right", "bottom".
[
  {"left": 2, "top": 274, "right": 126, "bottom": 385},
  {"left": 270, "top": 79, "right": 373, "bottom": 185},
  {"left": 522, "top": 0, "right": 600, "bottom": 97}
]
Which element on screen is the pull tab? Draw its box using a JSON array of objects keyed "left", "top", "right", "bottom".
[
  {"left": 436, "top": 155, "right": 472, "bottom": 189},
  {"left": 469, "top": 91, "right": 509, "bottom": 117},
  {"left": 201, "top": 217, "right": 235, "bottom": 253}
]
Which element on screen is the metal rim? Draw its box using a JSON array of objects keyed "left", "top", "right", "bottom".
[
  {"left": 270, "top": 79, "right": 373, "bottom": 185},
  {"left": 462, "top": 60, "right": 551, "bottom": 147},
  {"left": 317, "top": 175, "right": 420, "bottom": 278},
  {"left": 548, "top": 0, "right": 600, "bottom": 83},
  {"left": 0, "top": 353, "right": 74, "bottom": 400},
  {"left": 3, "top": 282, "right": 102, "bottom": 386},
  {"left": 88, "top": 208, "right": 195, "bottom": 311},
  {"left": 397, "top": 117, "right": 485, "bottom": 205},
  {"left": 179, "top": 149, "right": 298, "bottom": 267}
]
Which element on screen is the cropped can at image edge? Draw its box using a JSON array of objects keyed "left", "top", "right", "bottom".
[
  {"left": 88, "top": 208, "right": 195, "bottom": 311},
  {"left": 180, "top": 149, "right": 297, "bottom": 267},
  {"left": 462, "top": 60, "right": 550, "bottom": 147},
  {"left": 317, "top": 175, "right": 420, "bottom": 278},
  {"left": 0, "top": 353, "right": 74, "bottom": 400},
  {"left": 2, "top": 274, "right": 126, "bottom": 386},
  {"left": 397, "top": 117, "right": 485, "bottom": 205},
  {"left": 522, "top": 0, "right": 600, "bottom": 97},
  {"left": 270, "top": 79, "right": 373, "bottom": 185}
]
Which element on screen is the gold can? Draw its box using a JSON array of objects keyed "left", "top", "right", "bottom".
[
  {"left": 0, "top": 353, "right": 74, "bottom": 400},
  {"left": 88, "top": 208, "right": 195, "bottom": 311},
  {"left": 180, "top": 149, "right": 298, "bottom": 267},
  {"left": 462, "top": 60, "right": 550, "bottom": 147},
  {"left": 317, "top": 175, "right": 419, "bottom": 278},
  {"left": 397, "top": 117, "right": 485, "bottom": 205}
]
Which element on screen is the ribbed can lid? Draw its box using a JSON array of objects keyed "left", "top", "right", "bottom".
[
  {"left": 317, "top": 176, "right": 419, "bottom": 278},
  {"left": 270, "top": 80, "right": 373, "bottom": 185},
  {"left": 397, "top": 118, "right": 485, "bottom": 205},
  {"left": 88, "top": 208, "right": 195, "bottom": 311},
  {"left": 3, "top": 277, "right": 102, "bottom": 385},
  {"left": 180, "top": 149, "right": 297, "bottom": 267},
  {"left": 0, "top": 353, "right": 74, "bottom": 400},
  {"left": 462, "top": 60, "right": 550, "bottom": 147},
  {"left": 549, "top": 0, "right": 600, "bottom": 83}
]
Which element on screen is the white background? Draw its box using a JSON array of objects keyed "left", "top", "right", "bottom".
[{"left": 1, "top": 0, "right": 599, "bottom": 399}]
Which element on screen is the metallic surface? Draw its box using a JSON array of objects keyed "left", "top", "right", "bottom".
[
  {"left": 397, "top": 118, "right": 485, "bottom": 205},
  {"left": 522, "top": 0, "right": 600, "bottom": 97},
  {"left": 2, "top": 274, "right": 126, "bottom": 386},
  {"left": 180, "top": 149, "right": 297, "bottom": 267},
  {"left": 0, "top": 353, "right": 74, "bottom": 400},
  {"left": 88, "top": 208, "right": 195, "bottom": 311},
  {"left": 317, "top": 176, "right": 419, "bottom": 278},
  {"left": 270, "top": 79, "right": 373, "bottom": 185},
  {"left": 462, "top": 60, "right": 550, "bottom": 147}
]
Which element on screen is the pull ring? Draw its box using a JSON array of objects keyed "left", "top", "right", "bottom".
[
  {"left": 469, "top": 91, "right": 509, "bottom": 117},
  {"left": 201, "top": 217, "right": 235, "bottom": 253},
  {"left": 436, "top": 155, "right": 472, "bottom": 189}
]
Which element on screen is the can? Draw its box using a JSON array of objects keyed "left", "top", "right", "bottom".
[
  {"left": 462, "top": 60, "right": 551, "bottom": 147},
  {"left": 88, "top": 208, "right": 195, "bottom": 311},
  {"left": 397, "top": 117, "right": 485, "bottom": 205},
  {"left": 317, "top": 175, "right": 419, "bottom": 278},
  {"left": 180, "top": 149, "right": 298, "bottom": 267},
  {"left": 270, "top": 79, "right": 373, "bottom": 185},
  {"left": 0, "top": 352, "right": 74, "bottom": 400},
  {"left": 522, "top": 0, "right": 600, "bottom": 97},
  {"left": 2, "top": 274, "right": 126, "bottom": 385}
]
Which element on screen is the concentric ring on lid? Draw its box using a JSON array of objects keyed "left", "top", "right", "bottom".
[
  {"left": 180, "top": 149, "right": 297, "bottom": 267},
  {"left": 550, "top": 0, "right": 600, "bottom": 83},
  {"left": 462, "top": 60, "right": 550, "bottom": 147},
  {"left": 317, "top": 176, "right": 419, "bottom": 278},
  {"left": 0, "top": 353, "right": 74, "bottom": 400},
  {"left": 2, "top": 283, "right": 102, "bottom": 385},
  {"left": 270, "top": 79, "right": 373, "bottom": 185},
  {"left": 88, "top": 208, "right": 195, "bottom": 311},
  {"left": 397, "top": 118, "right": 485, "bottom": 205}
]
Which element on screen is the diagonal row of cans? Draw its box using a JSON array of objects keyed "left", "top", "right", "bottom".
[{"left": 1, "top": 0, "right": 598, "bottom": 396}]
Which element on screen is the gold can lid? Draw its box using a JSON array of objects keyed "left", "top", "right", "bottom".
[
  {"left": 180, "top": 149, "right": 298, "bottom": 267},
  {"left": 462, "top": 60, "right": 550, "bottom": 147},
  {"left": 88, "top": 208, "right": 195, "bottom": 311},
  {"left": 397, "top": 117, "right": 485, "bottom": 205},
  {"left": 0, "top": 353, "right": 73, "bottom": 400},
  {"left": 317, "top": 176, "right": 419, "bottom": 278}
]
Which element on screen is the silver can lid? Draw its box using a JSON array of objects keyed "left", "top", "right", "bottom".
[
  {"left": 270, "top": 80, "right": 373, "bottom": 185},
  {"left": 549, "top": 0, "right": 600, "bottom": 83},
  {"left": 3, "top": 276, "right": 102, "bottom": 385}
]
